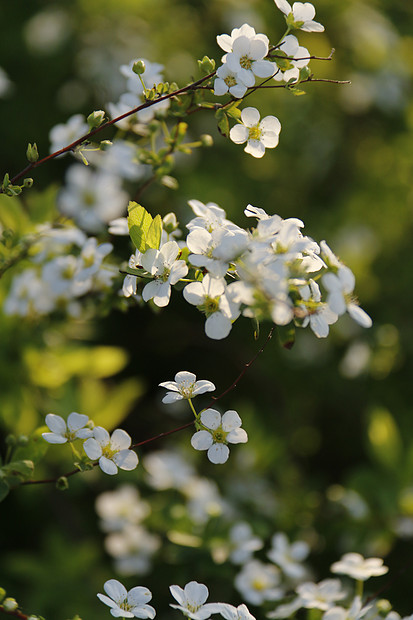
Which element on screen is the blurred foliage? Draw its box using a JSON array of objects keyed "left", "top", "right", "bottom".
[{"left": 1, "top": 0, "right": 413, "bottom": 618}]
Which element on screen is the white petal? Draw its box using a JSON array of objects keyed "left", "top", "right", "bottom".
[
  {"left": 191, "top": 430, "right": 214, "bottom": 451},
  {"left": 229, "top": 125, "right": 249, "bottom": 145},
  {"left": 252, "top": 60, "right": 276, "bottom": 78},
  {"left": 127, "top": 587, "right": 152, "bottom": 607},
  {"left": 67, "top": 412, "right": 89, "bottom": 432},
  {"left": 200, "top": 408, "right": 221, "bottom": 430},
  {"left": 93, "top": 426, "right": 110, "bottom": 446},
  {"left": 274, "top": 0, "right": 292, "bottom": 15},
  {"left": 221, "top": 410, "right": 242, "bottom": 431},
  {"left": 260, "top": 115, "right": 281, "bottom": 134},
  {"left": 240, "top": 107, "right": 260, "bottom": 127},
  {"left": 113, "top": 449, "right": 139, "bottom": 471},
  {"left": 142, "top": 280, "right": 161, "bottom": 303},
  {"left": 110, "top": 428, "right": 131, "bottom": 451},
  {"left": 131, "top": 604, "right": 156, "bottom": 619},
  {"left": 97, "top": 594, "right": 119, "bottom": 609},
  {"left": 245, "top": 140, "right": 265, "bottom": 158},
  {"left": 42, "top": 432, "right": 68, "bottom": 444},
  {"left": 293, "top": 2, "right": 315, "bottom": 21},
  {"left": 175, "top": 370, "right": 196, "bottom": 384},
  {"left": 183, "top": 282, "right": 204, "bottom": 306},
  {"left": 169, "top": 585, "right": 186, "bottom": 606},
  {"left": 104, "top": 579, "right": 128, "bottom": 603},
  {"left": 185, "top": 581, "right": 209, "bottom": 606},
  {"left": 83, "top": 438, "right": 102, "bottom": 459},
  {"left": 192, "top": 380, "right": 216, "bottom": 395},
  {"left": 205, "top": 313, "right": 232, "bottom": 340},
  {"left": 99, "top": 456, "right": 118, "bottom": 475},
  {"left": 45, "top": 413, "right": 66, "bottom": 435},
  {"left": 207, "top": 444, "right": 229, "bottom": 464},
  {"left": 214, "top": 78, "right": 229, "bottom": 96},
  {"left": 348, "top": 304, "right": 372, "bottom": 328},
  {"left": 227, "top": 428, "right": 248, "bottom": 444},
  {"left": 162, "top": 392, "right": 182, "bottom": 404}
]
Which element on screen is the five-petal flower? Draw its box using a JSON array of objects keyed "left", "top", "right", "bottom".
[
  {"left": 230, "top": 107, "right": 281, "bottom": 158},
  {"left": 83, "top": 427, "right": 138, "bottom": 475},
  {"left": 97, "top": 579, "right": 156, "bottom": 618},
  {"left": 191, "top": 409, "right": 248, "bottom": 464}
]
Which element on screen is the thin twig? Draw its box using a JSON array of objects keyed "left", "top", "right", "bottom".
[{"left": 0, "top": 606, "right": 29, "bottom": 620}]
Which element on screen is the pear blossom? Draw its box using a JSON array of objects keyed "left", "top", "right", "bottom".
[
  {"left": 230, "top": 107, "right": 281, "bottom": 158},
  {"left": 273, "top": 35, "right": 310, "bottom": 83},
  {"left": 228, "top": 522, "right": 264, "bottom": 565},
  {"left": 191, "top": 409, "right": 248, "bottom": 464},
  {"left": 95, "top": 485, "right": 151, "bottom": 532},
  {"left": 123, "top": 249, "right": 144, "bottom": 298},
  {"left": 299, "top": 280, "right": 338, "bottom": 338},
  {"left": 105, "top": 525, "right": 161, "bottom": 576},
  {"left": 217, "top": 24, "right": 269, "bottom": 57},
  {"left": 267, "top": 533, "right": 310, "bottom": 580},
  {"left": 186, "top": 199, "right": 236, "bottom": 233},
  {"left": 187, "top": 226, "right": 248, "bottom": 277},
  {"left": 274, "top": 1, "right": 324, "bottom": 33},
  {"left": 330, "top": 553, "right": 388, "bottom": 581},
  {"left": 170, "top": 581, "right": 219, "bottom": 620},
  {"left": 183, "top": 274, "right": 240, "bottom": 340},
  {"left": 141, "top": 240, "right": 188, "bottom": 307},
  {"left": 97, "top": 579, "right": 155, "bottom": 618},
  {"left": 83, "top": 427, "right": 138, "bottom": 475},
  {"left": 214, "top": 64, "right": 250, "bottom": 99},
  {"left": 42, "top": 412, "right": 93, "bottom": 444},
  {"left": 159, "top": 371, "right": 215, "bottom": 404}
]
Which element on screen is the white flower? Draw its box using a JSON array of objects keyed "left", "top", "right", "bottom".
[
  {"left": 97, "top": 579, "right": 155, "bottom": 618},
  {"left": 170, "top": 581, "right": 218, "bottom": 620},
  {"left": 109, "top": 217, "right": 129, "bottom": 236},
  {"left": 186, "top": 199, "right": 238, "bottom": 233},
  {"left": 159, "top": 371, "right": 216, "bottom": 404},
  {"left": 330, "top": 553, "right": 388, "bottom": 581},
  {"left": 42, "top": 412, "right": 92, "bottom": 444},
  {"left": 225, "top": 36, "right": 275, "bottom": 84},
  {"left": 230, "top": 107, "right": 281, "bottom": 158},
  {"left": 183, "top": 274, "right": 240, "bottom": 340},
  {"left": 274, "top": 1, "right": 324, "bottom": 32},
  {"left": 76, "top": 237, "right": 113, "bottom": 282},
  {"left": 235, "top": 560, "right": 283, "bottom": 606},
  {"left": 217, "top": 24, "right": 269, "bottom": 56},
  {"left": 96, "top": 485, "right": 151, "bottom": 532},
  {"left": 323, "top": 596, "right": 372, "bottom": 620},
  {"left": 141, "top": 240, "right": 188, "bottom": 307},
  {"left": 105, "top": 525, "right": 161, "bottom": 576},
  {"left": 322, "top": 267, "right": 372, "bottom": 328},
  {"left": 49, "top": 113, "right": 89, "bottom": 154},
  {"left": 184, "top": 476, "right": 231, "bottom": 524},
  {"left": 228, "top": 522, "right": 264, "bottom": 565},
  {"left": 191, "top": 409, "right": 248, "bottom": 464},
  {"left": 273, "top": 35, "right": 310, "bottom": 83},
  {"left": 267, "top": 533, "right": 309, "bottom": 580},
  {"left": 187, "top": 226, "right": 248, "bottom": 277},
  {"left": 300, "top": 280, "right": 338, "bottom": 338},
  {"left": 212, "top": 603, "right": 256, "bottom": 620},
  {"left": 143, "top": 450, "right": 196, "bottom": 491},
  {"left": 296, "top": 579, "right": 347, "bottom": 610},
  {"left": 83, "top": 427, "right": 139, "bottom": 475},
  {"left": 214, "top": 64, "right": 250, "bottom": 99}
]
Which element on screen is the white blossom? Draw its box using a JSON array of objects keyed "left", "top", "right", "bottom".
[
  {"left": 143, "top": 450, "right": 196, "bottom": 491},
  {"left": 97, "top": 579, "right": 155, "bottom": 618},
  {"left": 235, "top": 560, "right": 283, "bottom": 606},
  {"left": 95, "top": 485, "right": 151, "bottom": 532},
  {"left": 169, "top": 581, "right": 219, "bottom": 620},
  {"left": 83, "top": 427, "right": 138, "bottom": 475},
  {"left": 296, "top": 579, "right": 347, "bottom": 610},
  {"left": 159, "top": 371, "right": 215, "bottom": 404},
  {"left": 105, "top": 525, "right": 161, "bottom": 576},
  {"left": 230, "top": 107, "right": 281, "bottom": 158},
  {"left": 330, "top": 553, "right": 388, "bottom": 581},
  {"left": 42, "top": 412, "right": 92, "bottom": 444},
  {"left": 212, "top": 603, "right": 256, "bottom": 620},
  {"left": 322, "top": 267, "right": 372, "bottom": 328},
  {"left": 273, "top": 35, "right": 310, "bottom": 83},
  {"left": 141, "top": 240, "right": 188, "bottom": 307},
  {"left": 225, "top": 36, "right": 275, "bottom": 84},
  {"left": 228, "top": 522, "right": 264, "bottom": 565},
  {"left": 191, "top": 409, "right": 248, "bottom": 464},
  {"left": 49, "top": 113, "right": 89, "bottom": 155},
  {"left": 274, "top": 1, "right": 324, "bottom": 32},
  {"left": 267, "top": 533, "right": 310, "bottom": 580}
]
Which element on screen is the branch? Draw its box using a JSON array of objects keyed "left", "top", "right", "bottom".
[
  {"left": 0, "top": 606, "right": 29, "bottom": 620},
  {"left": 1, "top": 71, "right": 216, "bottom": 192},
  {"left": 19, "top": 328, "right": 275, "bottom": 486}
]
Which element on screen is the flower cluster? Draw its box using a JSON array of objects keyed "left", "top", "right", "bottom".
[{"left": 123, "top": 200, "right": 372, "bottom": 341}]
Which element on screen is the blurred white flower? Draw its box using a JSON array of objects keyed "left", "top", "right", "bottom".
[
  {"left": 330, "top": 553, "right": 388, "bottom": 581},
  {"left": 235, "top": 560, "right": 283, "bottom": 605},
  {"left": 267, "top": 532, "right": 309, "bottom": 580}
]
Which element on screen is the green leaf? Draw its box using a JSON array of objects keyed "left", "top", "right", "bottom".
[
  {"left": 127, "top": 202, "right": 153, "bottom": 251},
  {"left": 215, "top": 110, "right": 230, "bottom": 137},
  {"left": 145, "top": 214, "right": 162, "bottom": 251},
  {"left": 277, "top": 323, "right": 295, "bottom": 349},
  {"left": 0, "top": 479, "right": 10, "bottom": 502}
]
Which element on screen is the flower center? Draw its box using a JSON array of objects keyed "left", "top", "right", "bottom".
[
  {"left": 102, "top": 445, "right": 117, "bottom": 459},
  {"left": 82, "top": 190, "right": 96, "bottom": 206},
  {"left": 211, "top": 428, "right": 227, "bottom": 443},
  {"left": 248, "top": 126, "right": 262, "bottom": 141},
  {"left": 186, "top": 603, "right": 201, "bottom": 613},
  {"left": 224, "top": 75, "right": 237, "bottom": 87},
  {"left": 180, "top": 381, "right": 195, "bottom": 398},
  {"left": 252, "top": 578, "right": 266, "bottom": 591},
  {"left": 240, "top": 55, "right": 252, "bottom": 70},
  {"left": 161, "top": 267, "right": 171, "bottom": 282},
  {"left": 199, "top": 295, "right": 220, "bottom": 317}
]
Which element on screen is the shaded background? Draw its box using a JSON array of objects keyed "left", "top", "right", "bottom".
[{"left": 1, "top": 0, "right": 413, "bottom": 618}]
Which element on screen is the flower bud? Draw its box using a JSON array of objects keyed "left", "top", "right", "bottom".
[
  {"left": 26, "top": 142, "right": 39, "bottom": 163},
  {"left": 17, "top": 435, "right": 29, "bottom": 446},
  {"left": 23, "top": 178, "right": 34, "bottom": 188},
  {"left": 56, "top": 476, "right": 69, "bottom": 491},
  {"left": 132, "top": 60, "right": 146, "bottom": 75},
  {"left": 87, "top": 110, "right": 106, "bottom": 129},
  {"left": 5, "top": 434, "right": 16, "bottom": 447},
  {"left": 163, "top": 212, "right": 179, "bottom": 233},
  {"left": 200, "top": 134, "right": 213, "bottom": 147},
  {"left": 0, "top": 588, "right": 6, "bottom": 602},
  {"left": 197, "top": 55, "right": 216, "bottom": 74},
  {"left": 3, "top": 598, "right": 18, "bottom": 612}
]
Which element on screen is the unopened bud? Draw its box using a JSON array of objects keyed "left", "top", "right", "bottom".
[
  {"left": 163, "top": 212, "right": 179, "bottom": 233},
  {"left": 5, "top": 434, "right": 16, "bottom": 447},
  {"left": 0, "top": 588, "right": 6, "bottom": 602},
  {"left": 17, "top": 435, "right": 29, "bottom": 446},
  {"left": 197, "top": 55, "right": 216, "bottom": 75},
  {"left": 132, "top": 60, "right": 146, "bottom": 75},
  {"left": 26, "top": 143, "right": 39, "bottom": 163},
  {"left": 56, "top": 476, "right": 69, "bottom": 491},
  {"left": 87, "top": 110, "right": 105, "bottom": 129},
  {"left": 23, "top": 177, "right": 34, "bottom": 188},
  {"left": 376, "top": 600, "right": 392, "bottom": 614},
  {"left": 200, "top": 134, "right": 213, "bottom": 147},
  {"left": 3, "top": 598, "right": 18, "bottom": 612}
]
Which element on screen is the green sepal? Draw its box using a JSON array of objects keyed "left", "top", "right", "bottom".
[
  {"left": 197, "top": 55, "right": 216, "bottom": 75},
  {"left": 56, "top": 476, "right": 69, "bottom": 490},
  {"left": 277, "top": 323, "right": 295, "bottom": 349},
  {"left": 74, "top": 459, "right": 94, "bottom": 472},
  {"left": 225, "top": 101, "right": 242, "bottom": 121},
  {"left": 299, "top": 66, "right": 312, "bottom": 80}
]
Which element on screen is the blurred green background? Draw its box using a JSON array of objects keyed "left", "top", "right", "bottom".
[{"left": 1, "top": 0, "right": 413, "bottom": 618}]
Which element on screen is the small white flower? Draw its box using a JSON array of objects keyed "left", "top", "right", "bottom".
[
  {"left": 83, "top": 427, "right": 139, "bottom": 475},
  {"left": 267, "top": 533, "right": 309, "bottom": 580},
  {"left": 49, "top": 113, "right": 89, "bottom": 155},
  {"left": 228, "top": 522, "right": 264, "bottom": 565},
  {"left": 225, "top": 36, "right": 275, "bottom": 85},
  {"left": 159, "top": 371, "right": 216, "bottom": 404},
  {"left": 42, "top": 412, "right": 92, "bottom": 444},
  {"left": 143, "top": 450, "right": 196, "bottom": 491},
  {"left": 273, "top": 35, "right": 310, "bottom": 83},
  {"left": 96, "top": 485, "right": 151, "bottom": 532},
  {"left": 141, "top": 240, "right": 188, "bottom": 307},
  {"left": 214, "top": 64, "right": 250, "bottom": 99},
  {"left": 105, "top": 525, "right": 161, "bottom": 576},
  {"left": 97, "top": 579, "right": 155, "bottom": 618},
  {"left": 217, "top": 24, "right": 268, "bottom": 56},
  {"left": 322, "top": 596, "right": 372, "bottom": 620},
  {"left": 296, "top": 579, "right": 346, "bottom": 610},
  {"left": 330, "top": 553, "right": 388, "bottom": 581},
  {"left": 230, "top": 107, "right": 281, "bottom": 158},
  {"left": 187, "top": 199, "right": 238, "bottom": 233},
  {"left": 322, "top": 267, "right": 372, "bottom": 328},
  {"left": 235, "top": 560, "right": 283, "bottom": 606},
  {"left": 212, "top": 603, "right": 256, "bottom": 620},
  {"left": 274, "top": 1, "right": 324, "bottom": 33},
  {"left": 191, "top": 409, "right": 248, "bottom": 464},
  {"left": 170, "top": 581, "right": 218, "bottom": 620}
]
